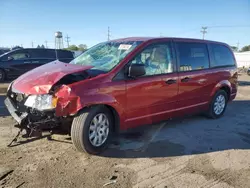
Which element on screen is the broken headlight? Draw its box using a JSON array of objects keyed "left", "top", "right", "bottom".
[{"left": 24, "top": 94, "right": 58, "bottom": 111}]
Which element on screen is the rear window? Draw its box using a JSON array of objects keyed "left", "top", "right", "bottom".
[
  {"left": 176, "top": 42, "right": 209, "bottom": 71},
  {"left": 209, "top": 44, "right": 235, "bottom": 67}
]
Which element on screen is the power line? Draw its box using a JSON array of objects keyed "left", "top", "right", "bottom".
[
  {"left": 201, "top": 27, "right": 207, "bottom": 40},
  {"left": 207, "top": 25, "right": 250, "bottom": 28},
  {"left": 107, "top": 27, "right": 111, "bottom": 41},
  {"left": 65, "top": 35, "right": 70, "bottom": 47}
]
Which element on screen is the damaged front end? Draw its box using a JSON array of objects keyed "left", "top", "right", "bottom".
[
  {"left": 4, "top": 61, "right": 97, "bottom": 145},
  {"left": 5, "top": 87, "right": 72, "bottom": 140}
]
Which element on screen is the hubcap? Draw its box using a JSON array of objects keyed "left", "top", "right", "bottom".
[
  {"left": 213, "top": 94, "right": 226, "bottom": 115},
  {"left": 89, "top": 113, "right": 109, "bottom": 147}
]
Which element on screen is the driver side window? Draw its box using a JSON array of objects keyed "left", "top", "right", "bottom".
[{"left": 131, "top": 43, "right": 174, "bottom": 76}]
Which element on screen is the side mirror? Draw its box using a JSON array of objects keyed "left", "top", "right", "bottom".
[
  {"left": 7, "top": 56, "right": 13, "bottom": 61},
  {"left": 128, "top": 64, "right": 146, "bottom": 78}
]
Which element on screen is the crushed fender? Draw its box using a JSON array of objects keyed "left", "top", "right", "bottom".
[{"left": 55, "top": 85, "right": 82, "bottom": 116}]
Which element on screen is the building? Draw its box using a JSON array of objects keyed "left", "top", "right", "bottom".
[{"left": 234, "top": 51, "right": 250, "bottom": 68}]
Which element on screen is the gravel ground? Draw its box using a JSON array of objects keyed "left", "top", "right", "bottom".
[{"left": 0, "top": 75, "right": 250, "bottom": 188}]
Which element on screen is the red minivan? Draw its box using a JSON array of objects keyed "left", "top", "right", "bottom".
[{"left": 5, "top": 37, "right": 238, "bottom": 154}]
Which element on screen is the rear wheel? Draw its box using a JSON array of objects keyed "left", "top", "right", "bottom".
[
  {"left": 207, "top": 90, "right": 228, "bottom": 119},
  {"left": 71, "top": 106, "right": 113, "bottom": 154},
  {"left": 0, "top": 69, "right": 6, "bottom": 82}
]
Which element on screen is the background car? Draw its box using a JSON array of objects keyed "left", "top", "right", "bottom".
[
  {"left": 0, "top": 49, "right": 10, "bottom": 56},
  {"left": 247, "top": 67, "right": 250, "bottom": 76},
  {"left": 0, "top": 48, "right": 74, "bottom": 81}
]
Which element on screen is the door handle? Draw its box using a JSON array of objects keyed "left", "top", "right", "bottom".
[
  {"left": 181, "top": 77, "right": 191, "bottom": 82},
  {"left": 198, "top": 79, "right": 206, "bottom": 84},
  {"left": 165, "top": 79, "right": 177, "bottom": 85}
]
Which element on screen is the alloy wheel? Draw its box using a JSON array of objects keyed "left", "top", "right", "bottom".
[
  {"left": 88, "top": 113, "right": 109, "bottom": 147},
  {"left": 213, "top": 94, "right": 226, "bottom": 115}
]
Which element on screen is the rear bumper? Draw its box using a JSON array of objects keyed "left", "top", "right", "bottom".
[{"left": 4, "top": 97, "right": 28, "bottom": 124}]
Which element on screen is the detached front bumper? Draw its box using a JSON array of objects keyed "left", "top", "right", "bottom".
[{"left": 4, "top": 97, "right": 28, "bottom": 125}]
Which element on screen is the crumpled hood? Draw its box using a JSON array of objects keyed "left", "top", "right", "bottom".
[{"left": 12, "top": 61, "right": 93, "bottom": 94}]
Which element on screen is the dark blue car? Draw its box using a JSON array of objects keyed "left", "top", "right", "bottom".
[{"left": 0, "top": 48, "right": 74, "bottom": 81}]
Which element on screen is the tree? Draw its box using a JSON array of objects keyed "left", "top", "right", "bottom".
[
  {"left": 230, "top": 46, "right": 238, "bottom": 52},
  {"left": 37, "top": 45, "right": 41, "bottom": 48},
  {"left": 40, "top": 44, "right": 45, "bottom": 48},
  {"left": 65, "top": 45, "right": 79, "bottom": 51},
  {"left": 78, "top": 44, "right": 87, "bottom": 51},
  {"left": 240, "top": 45, "right": 250, "bottom": 52}
]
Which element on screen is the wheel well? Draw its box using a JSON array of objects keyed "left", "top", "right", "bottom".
[
  {"left": 105, "top": 105, "right": 120, "bottom": 133},
  {"left": 77, "top": 104, "right": 120, "bottom": 133},
  {"left": 220, "top": 86, "right": 231, "bottom": 101}
]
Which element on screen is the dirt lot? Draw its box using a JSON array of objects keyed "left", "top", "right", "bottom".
[{"left": 0, "top": 75, "right": 250, "bottom": 188}]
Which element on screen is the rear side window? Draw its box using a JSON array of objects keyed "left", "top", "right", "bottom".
[
  {"left": 47, "top": 50, "right": 57, "bottom": 58},
  {"left": 209, "top": 44, "right": 235, "bottom": 67},
  {"left": 57, "top": 50, "right": 73, "bottom": 58},
  {"left": 176, "top": 42, "right": 209, "bottom": 72},
  {"left": 30, "top": 49, "right": 48, "bottom": 58}
]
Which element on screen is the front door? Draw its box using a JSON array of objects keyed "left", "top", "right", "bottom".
[
  {"left": 7, "top": 50, "right": 32, "bottom": 77},
  {"left": 174, "top": 40, "right": 211, "bottom": 113},
  {"left": 125, "top": 42, "right": 178, "bottom": 128}
]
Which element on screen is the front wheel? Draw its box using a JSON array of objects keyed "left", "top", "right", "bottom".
[
  {"left": 207, "top": 90, "right": 228, "bottom": 119},
  {"left": 71, "top": 106, "right": 113, "bottom": 154}
]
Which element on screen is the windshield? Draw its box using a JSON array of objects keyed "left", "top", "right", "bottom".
[{"left": 70, "top": 41, "right": 142, "bottom": 72}]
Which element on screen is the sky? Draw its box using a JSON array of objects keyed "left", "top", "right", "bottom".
[{"left": 0, "top": 0, "right": 249, "bottom": 49}]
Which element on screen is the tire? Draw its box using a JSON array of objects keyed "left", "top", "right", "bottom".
[
  {"left": 71, "top": 106, "right": 113, "bottom": 154},
  {"left": 0, "top": 69, "right": 6, "bottom": 82},
  {"left": 207, "top": 90, "right": 228, "bottom": 119}
]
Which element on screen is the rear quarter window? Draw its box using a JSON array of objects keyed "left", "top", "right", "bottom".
[{"left": 209, "top": 43, "right": 235, "bottom": 67}]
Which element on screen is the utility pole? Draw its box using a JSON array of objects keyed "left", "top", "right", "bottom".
[
  {"left": 237, "top": 41, "right": 240, "bottom": 51},
  {"left": 31, "top": 41, "right": 34, "bottom": 48},
  {"left": 65, "top": 35, "right": 70, "bottom": 48},
  {"left": 107, "top": 27, "right": 111, "bottom": 41},
  {"left": 45, "top": 41, "right": 48, "bottom": 48},
  {"left": 201, "top": 27, "right": 208, "bottom": 40}
]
